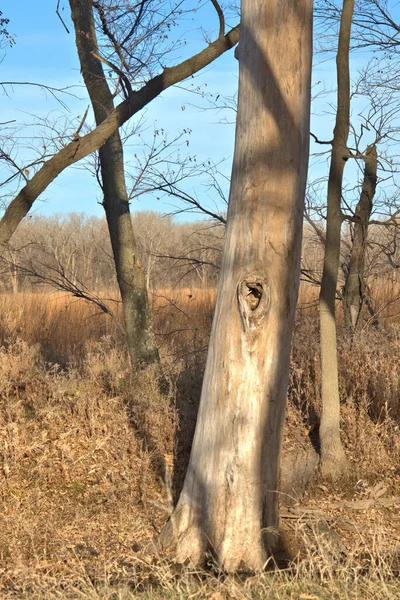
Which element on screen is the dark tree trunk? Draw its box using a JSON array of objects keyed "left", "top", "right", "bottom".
[
  {"left": 343, "top": 144, "right": 377, "bottom": 330},
  {"left": 319, "top": 0, "right": 354, "bottom": 480},
  {"left": 70, "top": 0, "right": 159, "bottom": 368}
]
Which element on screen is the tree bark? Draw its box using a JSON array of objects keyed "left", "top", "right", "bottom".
[
  {"left": 0, "top": 24, "right": 239, "bottom": 249},
  {"left": 343, "top": 144, "right": 377, "bottom": 330},
  {"left": 70, "top": 0, "right": 158, "bottom": 368},
  {"left": 319, "top": 0, "right": 354, "bottom": 480},
  {"left": 159, "top": 0, "right": 312, "bottom": 571}
]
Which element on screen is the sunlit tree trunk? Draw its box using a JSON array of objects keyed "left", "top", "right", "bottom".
[
  {"left": 319, "top": 0, "right": 354, "bottom": 479},
  {"left": 159, "top": 0, "right": 312, "bottom": 571},
  {"left": 7, "top": 248, "right": 19, "bottom": 295},
  {"left": 343, "top": 144, "right": 377, "bottom": 330}
]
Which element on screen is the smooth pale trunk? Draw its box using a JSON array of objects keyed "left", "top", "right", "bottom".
[{"left": 160, "top": 0, "right": 312, "bottom": 571}]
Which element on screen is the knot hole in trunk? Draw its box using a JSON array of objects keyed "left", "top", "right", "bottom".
[{"left": 238, "top": 275, "right": 270, "bottom": 331}]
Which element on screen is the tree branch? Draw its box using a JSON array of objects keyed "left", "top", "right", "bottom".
[
  {"left": 369, "top": 208, "right": 400, "bottom": 226},
  {"left": 210, "top": 0, "right": 225, "bottom": 38},
  {"left": 0, "top": 24, "right": 240, "bottom": 250},
  {"left": 56, "top": 0, "right": 70, "bottom": 34},
  {"left": 91, "top": 50, "right": 133, "bottom": 97},
  {"left": 93, "top": 0, "right": 130, "bottom": 73},
  {"left": 310, "top": 131, "right": 333, "bottom": 145}
]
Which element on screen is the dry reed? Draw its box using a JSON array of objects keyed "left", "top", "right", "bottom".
[{"left": 0, "top": 283, "right": 398, "bottom": 597}]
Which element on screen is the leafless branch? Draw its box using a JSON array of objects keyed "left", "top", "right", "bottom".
[
  {"left": 210, "top": 0, "right": 225, "bottom": 38},
  {"left": 93, "top": 0, "right": 131, "bottom": 73},
  {"left": 72, "top": 105, "right": 90, "bottom": 141},
  {"left": 310, "top": 131, "right": 333, "bottom": 145},
  {"left": 56, "top": 0, "right": 70, "bottom": 34},
  {"left": 91, "top": 51, "right": 133, "bottom": 97}
]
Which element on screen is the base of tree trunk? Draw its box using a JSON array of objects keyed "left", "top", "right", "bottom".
[
  {"left": 150, "top": 448, "right": 319, "bottom": 572},
  {"left": 280, "top": 448, "right": 319, "bottom": 505},
  {"left": 320, "top": 445, "right": 348, "bottom": 481},
  {"left": 156, "top": 501, "right": 278, "bottom": 572}
]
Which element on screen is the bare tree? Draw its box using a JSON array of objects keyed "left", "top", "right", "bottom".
[
  {"left": 310, "top": 3, "right": 400, "bottom": 336},
  {"left": 158, "top": 0, "right": 312, "bottom": 571},
  {"left": 70, "top": 0, "right": 160, "bottom": 369},
  {"left": 342, "top": 144, "right": 378, "bottom": 328},
  {"left": 317, "top": 0, "right": 355, "bottom": 480},
  {"left": 0, "top": 1, "right": 239, "bottom": 369},
  {"left": 0, "top": 9, "right": 239, "bottom": 249}
]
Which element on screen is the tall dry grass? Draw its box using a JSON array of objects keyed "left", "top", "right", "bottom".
[
  {"left": 0, "top": 283, "right": 399, "bottom": 597},
  {"left": 0, "top": 337, "right": 398, "bottom": 599},
  {"left": 0, "top": 287, "right": 216, "bottom": 364},
  {"left": 0, "top": 291, "right": 124, "bottom": 364}
]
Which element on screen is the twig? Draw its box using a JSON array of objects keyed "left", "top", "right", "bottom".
[
  {"left": 56, "top": 0, "right": 70, "bottom": 34},
  {"left": 72, "top": 105, "right": 90, "bottom": 141},
  {"left": 369, "top": 208, "right": 400, "bottom": 227},
  {"left": 210, "top": 0, "right": 225, "bottom": 38},
  {"left": 91, "top": 51, "right": 133, "bottom": 97},
  {"left": 93, "top": 1, "right": 130, "bottom": 73},
  {"left": 310, "top": 131, "right": 333, "bottom": 145}
]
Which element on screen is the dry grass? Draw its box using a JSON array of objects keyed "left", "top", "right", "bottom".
[
  {"left": 0, "top": 284, "right": 399, "bottom": 597},
  {"left": 0, "top": 291, "right": 124, "bottom": 365}
]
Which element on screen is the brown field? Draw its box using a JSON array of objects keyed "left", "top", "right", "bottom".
[
  {"left": 0, "top": 279, "right": 398, "bottom": 359},
  {"left": 0, "top": 282, "right": 399, "bottom": 598}
]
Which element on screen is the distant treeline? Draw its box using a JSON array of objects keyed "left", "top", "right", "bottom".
[
  {"left": 0, "top": 212, "right": 224, "bottom": 294},
  {"left": 0, "top": 211, "right": 398, "bottom": 296}
]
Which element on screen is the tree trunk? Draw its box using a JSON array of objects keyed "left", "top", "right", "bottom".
[
  {"left": 70, "top": 0, "right": 159, "bottom": 368},
  {"left": 343, "top": 144, "right": 377, "bottom": 330},
  {"left": 159, "top": 0, "right": 312, "bottom": 571},
  {"left": 319, "top": 0, "right": 354, "bottom": 480},
  {"left": 7, "top": 249, "right": 18, "bottom": 295},
  {"left": 10, "top": 264, "right": 18, "bottom": 295},
  {"left": 146, "top": 253, "right": 152, "bottom": 292}
]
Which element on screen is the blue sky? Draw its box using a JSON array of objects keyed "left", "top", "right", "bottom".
[
  {"left": 0, "top": 0, "right": 239, "bottom": 219},
  {"left": 1, "top": 1, "right": 399, "bottom": 222}
]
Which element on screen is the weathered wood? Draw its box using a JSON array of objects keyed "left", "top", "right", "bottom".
[
  {"left": 280, "top": 448, "right": 319, "bottom": 506},
  {"left": 283, "top": 496, "right": 400, "bottom": 514},
  {"left": 335, "top": 496, "right": 400, "bottom": 510},
  {"left": 160, "top": 0, "right": 313, "bottom": 571}
]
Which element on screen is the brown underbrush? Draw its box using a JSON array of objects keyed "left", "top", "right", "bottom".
[{"left": 0, "top": 285, "right": 398, "bottom": 598}]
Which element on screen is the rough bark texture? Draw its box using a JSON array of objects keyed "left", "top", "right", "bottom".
[
  {"left": 280, "top": 449, "right": 319, "bottom": 506},
  {"left": 319, "top": 0, "right": 354, "bottom": 480},
  {"left": 70, "top": 0, "right": 159, "bottom": 368},
  {"left": 159, "top": 0, "right": 313, "bottom": 571},
  {"left": 343, "top": 144, "right": 377, "bottom": 330},
  {"left": 0, "top": 23, "right": 239, "bottom": 249}
]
